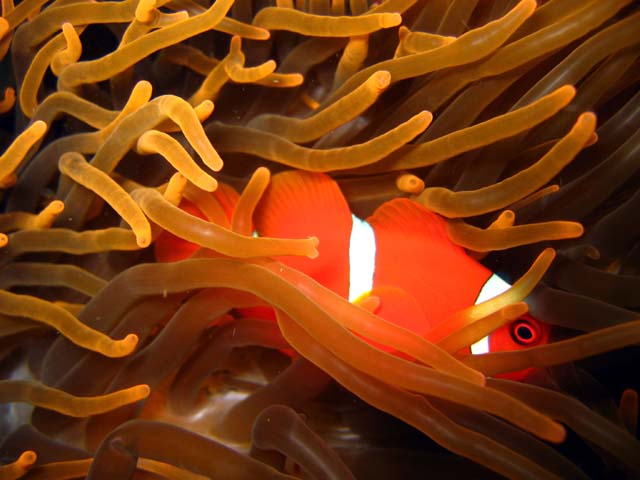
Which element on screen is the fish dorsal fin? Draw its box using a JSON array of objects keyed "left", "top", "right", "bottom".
[
  {"left": 368, "top": 198, "right": 491, "bottom": 330},
  {"left": 369, "top": 197, "right": 450, "bottom": 242},
  {"left": 255, "top": 171, "right": 352, "bottom": 297}
]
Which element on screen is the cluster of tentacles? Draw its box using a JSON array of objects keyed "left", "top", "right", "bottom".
[{"left": 0, "top": 0, "right": 639, "bottom": 478}]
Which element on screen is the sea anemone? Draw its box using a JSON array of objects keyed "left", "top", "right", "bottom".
[{"left": 0, "top": 0, "right": 639, "bottom": 478}]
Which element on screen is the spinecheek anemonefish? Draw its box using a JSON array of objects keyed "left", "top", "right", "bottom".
[{"left": 155, "top": 170, "right": 550, "bottom": 381}]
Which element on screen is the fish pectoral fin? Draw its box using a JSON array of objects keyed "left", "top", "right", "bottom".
[
  {"left": 365, "top": 285, "right": 428, "bottom": 337},
  {"left": 352, "top": 292, "right": 380, "bottom": 313}
]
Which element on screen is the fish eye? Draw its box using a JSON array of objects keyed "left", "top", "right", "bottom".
[{"left": 509, "top": 318, "right": 540, "bottom": 346}]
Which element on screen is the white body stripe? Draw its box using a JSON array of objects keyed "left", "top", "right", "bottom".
[
  {"left": 470, "top": 273, "right": 512, "bottom": 355},
  {"left": 348, "top": 214, "right": 376, "bottom": 302}
]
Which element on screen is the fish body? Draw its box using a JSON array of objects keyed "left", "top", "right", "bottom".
[{"left": 155, "top": 171, "right": 549, "bottom": 379}]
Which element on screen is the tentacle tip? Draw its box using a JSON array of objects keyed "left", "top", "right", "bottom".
[
  {"left": 396, "top": 173, "right": 424, "bottom": 194},
  {"left": 290, "top": 73, "right": 304, "bottom": 85},
  {"left": 32, "top": 120, "right": 48, "bottom": 135},
  {"left": 58, "top": 157, "right": 69, "bottom": 171},
  {"left": 0, "top": 173, "right": 17, "bottom": 188},
  {"left": 585, "top": 245, "right": 600, "bottom": 260},
  {"left": 307, "top": 236, "right": 320, "bottom": 258},
  {"left": 372, "top": 70, "right": 391, "bottom": 89},
  {"left": 473, "top": 372, "right": 486, "bottom": 386},
  {"left": 557, "top": 84, "right": 577, "bottom": 101},
  {"left": 571, "top": 223, "right": 585, "bottom": 237},
  {"left": 578, "top": 111, "right": 597, "bottom": 129},
  {"left": 201, "top": 177, "right": 218, "bottom": 192},
  {"left": 19, "top": 450, "right": 37, "bottom": 466},
  {"left": 622, "top": 388, "right": 638, "bottom": 400},
  {"left": 542, "top": 247, "right": 556, "bottom": 260},
  {"left": 119, "top": 333, "right": 139, "bottom": 354},
  {"left": 135, "top": 79, "right": 153, "bottom": 93},
  {"left": 136, "top": 235, "right": 151, "bottom": 248},
  {"left": 230, "top": 35, "right": 242, "bottom": 48},
  {"left": 48, "top": 200, "right": 65, "bottom": 213},
  {"left": 196, "top": 99, "right": 215, "bottom": 117},
  {"left": 419, "top": 110, "right": 433, "bottom": 124},
  {"left": 255, "top": 28, "right": 271, "bottom": 40},
  {"left": 547, "top": 423, "right": 567, "bottom": 444},
  {"left": 518, "top": 0, "right": 537, "bottom": 15},
  {"left": 381, "top": 13, "right": 402, "bottom": 28},
  {"left": 136, "top": 384, "right": 152, "bottom": 398},
  {"left": 586, "top": 132, "right": 598, "bottom": 147},
  {"left": 212, "top": 160, "right": 224, "bottom": 172}
]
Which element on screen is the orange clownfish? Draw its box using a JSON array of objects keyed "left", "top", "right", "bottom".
[{"left": 155, "top": 171, "right": 550, "bottom": 380}]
